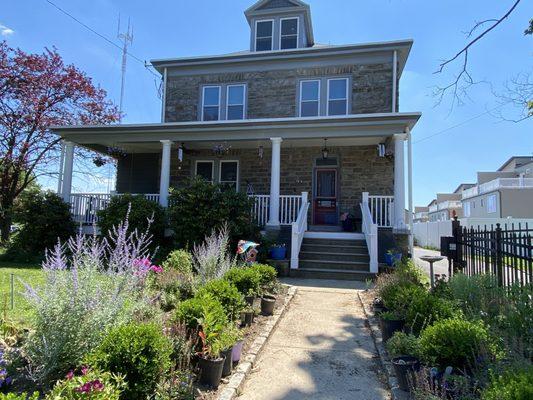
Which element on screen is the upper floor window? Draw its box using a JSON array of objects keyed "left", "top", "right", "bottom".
[
  {"left": 280, "top": 18, "right": 298, "bottom": 50},
  {"left": 327, "top": 78, "right": 349, "bottom": 116},
  {"left": 464, "top": 201, "right": 471, "bottom": 217},
  {"left": 226, "top": 85, "right": 246, "bottom": 120},
  {"left": 255, "top": 20, "right": 274, "bottom": 51},
  {"left": 202, "top": 86, "right": 221, "bottom": 121},
  {"left": 487, "top": 194, "right": 497, "bottom": 213},
  {"left": 299, "top": 80, "right": 320, "bottom": 117}
]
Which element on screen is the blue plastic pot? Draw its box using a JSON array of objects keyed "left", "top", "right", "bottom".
[
  {"left": 270, "top": 247, "right": 287, "bottom": 260},
  {"left": 385, "top": 252, "right": 402, "bottom": 266}
]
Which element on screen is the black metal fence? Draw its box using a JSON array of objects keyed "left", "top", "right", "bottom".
[{"left": 445, "top": 219, "right": 532, "bottom": 287}]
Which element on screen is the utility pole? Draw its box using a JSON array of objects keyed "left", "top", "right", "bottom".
[{"left": 117, "top": 16, "right": 133, "bottom": 121}]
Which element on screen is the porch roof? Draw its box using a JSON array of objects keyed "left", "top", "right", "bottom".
[{"left": 51, "top": 112, "right": 421, "bottom": 150}]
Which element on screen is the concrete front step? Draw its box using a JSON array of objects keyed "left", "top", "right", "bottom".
[
  {"left": 300, "top": 244, "right": 368, "bottom": 254},
  {"left": 290, "top": 268, "right": 375, "bottom": 281},
  {"left": 302, "top": 238, "right": 367, "bottom": 247},
  {"left": 299, "top": 251, "right": 370, "bottom": 263},
  {"left": 299, "top": 259, "right": 370, "bottom": 271}
]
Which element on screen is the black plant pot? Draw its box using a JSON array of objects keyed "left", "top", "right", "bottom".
[
  {"left": 221, "top": 347, "right": 233, "bottom": 377},
  {"left": 372, "top": 298, "right": 387, "bottom": 314},
  {"left": 241, "top": 311, "right": 254, "bottom": 327},
  {"left": 198, "top": 355, "right": 225, "bottom": 389},
  {"left": 261, "top": 295, "right": 276, "bottom": 316},
  {"left": 392, "top": 356, "right": 420, "bottom": 392},
  {"left": 380, "top": 318, "right": 405, "bottom": 342},
  {"left": 245, "top": 296, "right": 255, "bottom": 306}
]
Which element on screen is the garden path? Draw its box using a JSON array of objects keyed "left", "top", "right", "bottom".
[{"left": 237, "top": 279, "right": 390, "bottom": 400}]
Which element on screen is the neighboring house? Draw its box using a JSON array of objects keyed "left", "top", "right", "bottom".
[
  {"left": 52, "top": 0, "right": 420, "bottom": 279},
  {"left": 413, "top": 206, "right": 429, "bottom": 223},
  {"left": 462, "top": 156, "right": 533, "bottom": 218},
  {"left": 427, "top": 193, "right": 463, "bottom": 222}
]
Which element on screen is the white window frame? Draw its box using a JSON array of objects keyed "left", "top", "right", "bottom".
[
  {"left": 219, "top": 160, "right": 240, "bottom": 191},
  {"left": 201, "top": 85, "right": 221, "bottom": 121},
  {"left": 299, "top": 79, "right": 321, "bottom": 117},
  {"left": 463, "top": 201, "right": 471, "bottom": 217},
  {"left": 254, "top": 19, "right": 274, "bottom": 52},
  {"left": 279, "top": 17, "right": 299, "bottom": 50},
  {"left": 487, "top": 194, "right": 497, "bottom": 214},
  {"left": 326, "top": 78, "right": 349, "bottom": 116},
  {"left": 226, "top": 84, "right": 246, "bottom": 120},
  {"left": 195, "top": 160, "right": 215, "bottom": 183}
]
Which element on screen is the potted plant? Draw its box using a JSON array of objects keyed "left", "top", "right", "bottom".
[
  {"left": 218, "top": 324, "right": 240, "bottom": 378},
  {"left": 244, "top": 289, "right": 256, "bottom": 306},
  {"left": 196, "top": 309, "right": 227, "bottom": 389},
  {"left": 231, "top": 328, "right": 245, "bottom": 365},
  {"left": 260, "top": 293, "right": 276, "bottom": 316},
  {"left": 385, "top": 249, "right": 402, "bottom": 267},
  {"left": 241, "top": 305, "right": 255, "bottom": 327},
  {"left": 269, "top": 243, "right": 287, "bottom": 260},
  {"left": 379, "top": 311, "right": 405, "bottom": 342},
  {"left": 372, "top": 297, "right": 387, "bottom": 314},
  {"left": 386, "top": 332, "right": 421, "bottom": 392}
]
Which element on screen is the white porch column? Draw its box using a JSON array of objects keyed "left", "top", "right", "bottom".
[
  {"left": 57, "top": 141, "right": 66, "bottom": 194},
  {"left": 159, "top": 140, "right": 172, "bottom": 207},
  {"left": 61, "top": 141, "right": 75, "bottom": 203},
  {"left": 393, "top": 134, "right": 406, "bottom": 229},
  {"left": 267, "top": 137, "right": 282, "bottom": 228},
  {"left": 407, "top": 127, "right": 414, "bottom": 257}
]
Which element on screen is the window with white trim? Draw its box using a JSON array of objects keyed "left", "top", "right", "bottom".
[
  {"left": 219, "top": 160, "right": 239, "bottom": 190},
  {"left": 487, "top": 194, "right": 497, "bottom": 214},
  {"left": 463, "top": 201, "right": 471, "bottom": 217},
  {"left": 195, "top": 161, "right": 214, "bottom": 182},
  {"left": 226, "top": 85, "right": 245, "bottom": 120},
  {"left": 327, "top": 78, "right": 349, "bottom": 115},
  {"left": 201, "top": 86, "right": 221, "bottom": 121},
  {"left": 255, "top": 20, "right": 273, "bottom": 51},
  {"left": 280, "top": 18, "right": 298, "bottom": 50},
  {"left": 299, "top": 80, "right": 320, "bottom": 117}
]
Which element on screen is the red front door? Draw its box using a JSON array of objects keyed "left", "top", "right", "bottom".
[{"left": 313, "top": 169, "right": 338, "bottom": 225}]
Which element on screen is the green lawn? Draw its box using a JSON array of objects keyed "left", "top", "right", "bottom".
[{"left": 0, "top": 261, "right": 44, "bottom": 325}]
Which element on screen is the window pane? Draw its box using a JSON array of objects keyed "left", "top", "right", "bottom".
[
  {"left": 281, "top": 19, "right": 298, "bottom": 35},
  {"left": 256, "top": 37, "right": 272, "bottom": 51},
  {"left": 228, "top": 86, "right": 244, "bottom": 105},
  {"left": 227, "top": 105, "right": 244, "bottom": 120},
  {"left": 281, "top": 36, "right": 297, "bottom": 49},
  {"left": 328, "top": 100, "right": 347, "bottom": 115},
  {"left": 301, "top": 101, "right": 319, "bottom": 117},
  {"left": 256, "top": 21, "right": 273, "bottom": 37},
  {"left": 301, "top": 81, "right": 319, "bottom": 101},
  {"left": 203, "top": 87, "right": 220, "bottom": 106},
  {"left": 329, "top": 79, "right": 347, "bottom": 100},
  {"left": 220, "top": 162, "right": 238, "bottom": 182},
  {"left": 196, "top": 162, "right": 213, "bottom": 181},
  {"left": 203, "top": 106, "right": 219, "bottom": 121}
]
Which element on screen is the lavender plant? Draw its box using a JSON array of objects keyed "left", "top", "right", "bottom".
[{"left": 22, "top": 214, "right": 156, "bottom": 386}]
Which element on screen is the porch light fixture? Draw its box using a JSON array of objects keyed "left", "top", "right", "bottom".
[
  {"left": 378, "top": 143, "right": 386, "bottom": 157},
  {"left": 321, "top": 139, "right": 329, "bottom": 160},
  {"left": 212, "top": 142, "right": 231, "bottom": 158},
  {"left": 258, "top": 145, "right": 264, "bottom": 159},
  {"left": 177, "top": 143, "right": 185, "bottom": 163}
]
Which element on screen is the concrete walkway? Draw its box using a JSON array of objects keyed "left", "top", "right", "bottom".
[{"left": 237, "top": 279, "right": 390, "bottom": 400}]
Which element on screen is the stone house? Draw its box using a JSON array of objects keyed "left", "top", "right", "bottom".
[{"left": 52, "top": 0, "right": 420, "bottom": 279}]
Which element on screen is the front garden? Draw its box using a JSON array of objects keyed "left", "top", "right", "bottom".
[{"left": 363, "top": 260, "right": 532, "bottom": 399}]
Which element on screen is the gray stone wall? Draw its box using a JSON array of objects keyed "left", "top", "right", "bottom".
[{"left": 165, "top": 63, "right": 393, "bottom": 122}]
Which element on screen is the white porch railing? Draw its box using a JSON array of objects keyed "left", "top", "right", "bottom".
[
  {"left": 290, "top": 192, "right": 309, "bottom": 269},
  {"left": 462, "top": 177, "right": 533, "bottom": 199},
  {"left": 250, "top": 195, "right": 270, "bottom": 227},
  {"left": 361, "top": 198, "right": 379, "bottom": 273},
  {"left": 367, "top": 194, "right": 394, "bottom": 227},
  {"left": 249, "top": 194, "right": 304, "bottom": 226}
]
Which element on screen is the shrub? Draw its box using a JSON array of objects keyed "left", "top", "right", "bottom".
[
  {"left": 168, "top": 178, "right": 260, "bottom": 249},
  {"left": 224, "top": 267, "right": 262, "bottom": 297},
  {"left": 89, "top": 322, "right": 172, "bottom": 400},
  {"left": 193, "top": 224, "right": 236, "bottom": 284},
  {"left": 154, "top": 369, "right": 195, "bottom": 400},
  {"left": 381, "top": 283, "right": 426, "bottom": 318},
  {"left": 97, "top": 194, "right": 166, "bottom": 248},
  {"left": 149, "top": 269, "right": 195, "bottom": 312},
  {"left": 161, "top": 249, "right": 193, "bottom": 275},
  {"left": 11, "top": 191, "right": 75, "bottom": 255},
  {"left": 386, "top": 332, "right": 421, "bottom": 358},
  {"left": 0, "top": 394, "right": 39, "bottom": 400},
  {"left": 405, "top": 291, "right": 459, "bottom": 335},
  {"left": 196, "top": 279, "right": 245, "bottom": 321},
  {"left": 249, "top": 264, "right": 277, "bottom": 289},
  {"left": 175, "top": 293, "right": 227, "bottom": 330},
  {"left": 419, "top": 318, "right": 496, "bottom": 369},
  {"left": 45, "top": 368, "right": 125, "bottom": 400},
  {"left": 481, "top": 366, "right": 533, "bottom": 400}
]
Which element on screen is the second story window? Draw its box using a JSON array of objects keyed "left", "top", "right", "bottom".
[
  {"left": 226, "top": 85, "right": 245, "bottom": 120},
  {"left": 255, "top": 20, "right": 273, "bottom": 51},
  {"left": 300, "top": 80, "right": 320, "bottom": 117},
  {"left": 327, "top": 78, "right": 349, "bottom": 116},
  {"left": 280, "top": 18, "right": 298, "bottom": 50},
  {"left": 202, "top": 86, "right": 221, "bottom": 121}
]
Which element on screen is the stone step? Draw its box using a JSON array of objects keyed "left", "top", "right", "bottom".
[
  {"left": 299, "top": 259, "right": 370, "bottom": 272},
  {"left": 302, "top": 238, "right": 367, "bottom": 247},
  {"left": 290, "top": 268, "right": 375, "bottom": 281},
  {"left": 299, "top": 251, "right": 370, "bottom": 263},
  {"left": 300, "top": 244, "right": 368, "bottom": 254}
]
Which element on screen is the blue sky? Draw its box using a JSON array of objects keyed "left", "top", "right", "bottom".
[{"left": 2, "top": 0, "right": 532, "bottom": 205}]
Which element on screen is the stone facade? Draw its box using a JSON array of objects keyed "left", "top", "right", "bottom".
[{"left": 165, "top": 63, "right": 393, "bottom": 122}]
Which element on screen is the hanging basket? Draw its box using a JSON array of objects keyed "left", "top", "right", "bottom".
[{"left": 92, "top": 155, "right": 107, "bottom": 167}]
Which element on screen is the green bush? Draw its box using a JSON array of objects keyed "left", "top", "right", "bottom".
[
  {"left": 224, "top": 267, "right": 262, "bottom": 297},
  {"left": 0, "top": 394, "right": 39, "bottom": 400},
  {"left": 381, "top": 283, "right": 426, "bottom": 318},
  {"left": 405, "top": 291, "right": 459, "bottom": 335},
  {"left": 97, "top": 194, "right": 166, "bottom": 248},
  {"left": 196, "top": 279, "right": 245, "bottom": 321},
  {"left": 149, "top": 269, "right": 195, "bottom": 312},
  {"left": 175, "top": 293, "right": 227, "bottom": 330},
  {"left": 88, "top": 322, "right": 172, "bottom": 400},
  {"left": 386, "top": 332, "right": 421, "bottom": 358},
  {"left": 419, "top": 318, "right": 496, "bottom": 369},
  {"left": 482, "top": 366, "right": 533, "bottom": 400},
  {"left": 11, "top": 191, "right": 75, "bottom": 254},
  {"left": 161, "top": 249, "right": 193, "bottom": 275},
  {"left": 249, "top": 264, "right": 277, "bottom": 289},
  {"left": 45, "top": 368, "right": 125, "bottom": 400},
  {"left": 168, "top": 178, "right": 260, "bottom": 249}
]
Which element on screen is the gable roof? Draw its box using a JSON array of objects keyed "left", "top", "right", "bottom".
[
  {"left": 257, "top": 0, "right": 300, "bottom": 10},
  {"left": 498, "top": 156, "right": 533, "bottom": 172}
]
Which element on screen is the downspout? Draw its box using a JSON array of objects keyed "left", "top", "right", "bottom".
[
  {"left": 407, "top": 126, "right": 414, "bottom": 258},
  {"left": 392, "top": 50, "right": 398, "bottom": 113},
  {"left": 161, "top": 67, "right": 167, "bottom": 123}
]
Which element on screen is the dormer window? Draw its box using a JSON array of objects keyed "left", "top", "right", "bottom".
[
  {"left": 255, "top": 20, "right": 274, "bottom": 51},
  {"left": 280, "top": 18, "right": 298, "bottom": 49}
]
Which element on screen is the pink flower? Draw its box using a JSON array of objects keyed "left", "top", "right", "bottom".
[
  {"left": 81, "top": 366, "right": 89, "bottom": 376},
  {"left": 91, "top": 379, "right": 104, "bottom": 391},
  {"left": 150, "top": 265, "right": 163, "bottom": 274},
  {"left": 66, "top": 370, "right": 74, "bottom": 380}
]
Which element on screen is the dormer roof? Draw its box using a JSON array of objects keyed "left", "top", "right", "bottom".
[{"left": 245, "top": 0, "right": 314, "bottom": 46}]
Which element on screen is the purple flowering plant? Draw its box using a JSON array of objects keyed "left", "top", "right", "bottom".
[{"left": 48, "top": 367, "right": 125, "bottom": 399}]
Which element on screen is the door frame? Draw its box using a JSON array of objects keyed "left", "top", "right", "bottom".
[{"left": 312, "top": 159, "right": 340, "bottom": 226}]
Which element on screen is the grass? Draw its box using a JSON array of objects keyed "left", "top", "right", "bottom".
[{"left": 0, "top": 260, "right": 44, "bottom": 325}]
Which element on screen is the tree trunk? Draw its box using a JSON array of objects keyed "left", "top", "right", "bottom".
[{"left": 0, "top": 199, "right": 14, "bottom": 243}]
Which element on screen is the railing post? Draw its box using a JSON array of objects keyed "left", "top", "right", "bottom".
[
  {"left": 495, "top": 223, "right": 503, "bottom": 287},
  {"left": 370, "top": 224, "right": 378, "bottom": 273}
]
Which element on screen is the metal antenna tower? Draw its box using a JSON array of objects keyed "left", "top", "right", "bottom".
[{"left": 117, "top": 15, "right": 133, "bottom": 121}]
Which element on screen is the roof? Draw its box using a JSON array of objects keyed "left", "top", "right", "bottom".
[
  {"left": 453, "top": 183, "right": 475, "bottom": 194},
  {"left": 498, "top": 156, "right": 533, "bottom": 171}
]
